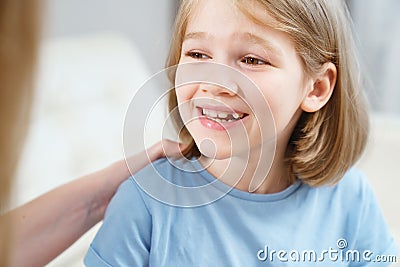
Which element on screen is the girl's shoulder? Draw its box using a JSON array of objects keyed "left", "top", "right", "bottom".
[
  {"left": 332, "top": 167, "right": 373, "bottom": 197},
  {"left": 332, "top": 169, "right": 398, "bottom": 259},
  {"left": 307, "top": 167, "right": 374, "bottom": 204},
  {"left": 296, "top": 168, "right": 379, "bottom": 221}
]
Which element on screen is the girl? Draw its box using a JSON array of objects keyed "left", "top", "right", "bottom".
[{"left": 85, "top": 0, "right": 397, "bottom": 266}]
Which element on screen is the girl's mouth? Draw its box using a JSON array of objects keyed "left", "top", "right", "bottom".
[{"left": 197, "top": 106, "right": 249, "bottom": 130}]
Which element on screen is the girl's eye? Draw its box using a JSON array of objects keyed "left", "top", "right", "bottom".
[
  {"left": 241, "top": 56, "right": 269, "bottom": 66},
  {"left": 186, "top": 51, "right": 210, "bottom": 60}
]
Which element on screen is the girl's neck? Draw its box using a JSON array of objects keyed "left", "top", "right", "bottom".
[{"left": 199, "top": 141, "right": 292, "bottom": 195}]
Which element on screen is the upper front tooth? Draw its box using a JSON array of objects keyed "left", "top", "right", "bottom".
[
  {"left": 218, "top": 112, "right": 228, "bottom": 119},
  {"left": 203, "top": 108, "right": 239, "bottom": 119},
  {"left": 208, "top": 110, "right": 218, "bottom": 118}
]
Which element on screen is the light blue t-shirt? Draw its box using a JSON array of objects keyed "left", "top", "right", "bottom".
[{"left": 85, "top": 158, "right": 397, "bottom": 266}]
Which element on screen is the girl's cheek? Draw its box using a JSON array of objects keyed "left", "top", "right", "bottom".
[
  {"left": 175, "top": 88, "right": 185, "bottom": 105},
  {"left": 176, "top": 84, "right": 196, "bottom": 104},
  {"left": 175, "top": 86, "right": 197, "bottom": 124}
]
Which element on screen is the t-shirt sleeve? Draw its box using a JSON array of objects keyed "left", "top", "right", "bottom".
[
  {"left": 84, "top": 178, "right": 152, "bottom": 267},
  {"left": 349, "top": 172, "right": 398, "bottom": 266}
]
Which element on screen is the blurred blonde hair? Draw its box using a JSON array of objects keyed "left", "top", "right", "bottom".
[
  {"left": 167, "top": 0, "right": 369, "bottom": 186},
  {"left": 0, "top": 0, "right": 39, "bottom": 264}
]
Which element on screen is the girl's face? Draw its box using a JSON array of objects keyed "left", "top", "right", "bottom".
[{"left": 175, "top": 0, "right": 310, "bottom": 159}]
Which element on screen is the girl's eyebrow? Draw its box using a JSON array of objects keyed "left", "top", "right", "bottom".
[
  {"left": 235, "top": 32, "right": 283, "bottom": 57},
  {"left": 183, "top": 31, "right": 283, "bottom": 57},
  {"left": 183, "top": 31, "right": 211, "bottom": 41}
]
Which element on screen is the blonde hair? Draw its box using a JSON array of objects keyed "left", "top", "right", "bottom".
[
  {"left": 0, "top": 0, "right": 39, "bottom": 264},
  {"left": 167, "top": 0, "right": 369, "bottom": 186}
]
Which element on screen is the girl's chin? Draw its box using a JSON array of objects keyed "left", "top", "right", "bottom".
[
  {"left": 197, "top": 146, "right": 249, "bottom": 160},
  {"left": 200, "top": 153, "right": 232, "bottom": 161},
  {"left": 196, "top": 143, "right": 232, "bottom": 160}
]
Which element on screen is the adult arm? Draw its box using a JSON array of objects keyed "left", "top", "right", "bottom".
[{"left": 4, "top": 140, "right": 185, "bottom": 267}]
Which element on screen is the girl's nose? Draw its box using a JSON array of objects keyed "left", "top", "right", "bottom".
[{"left": 200, "top": 82, "right": 238, "bottom": 96}]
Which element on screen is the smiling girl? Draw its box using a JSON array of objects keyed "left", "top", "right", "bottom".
[{"left": 85, "top": 0, "right": 397, "bottom": 266}]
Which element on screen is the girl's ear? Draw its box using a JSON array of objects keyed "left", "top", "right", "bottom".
[{"left": 301, "top": 62, "right": 337, "bottom": 113}]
